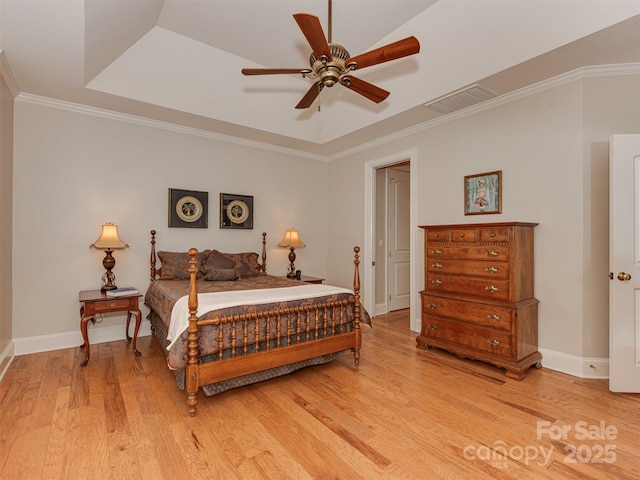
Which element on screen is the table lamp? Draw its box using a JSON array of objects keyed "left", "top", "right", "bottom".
[
  {"left": 90, "top": 222, "right": 129, "bottom": 291},
  {"left": 278, "top": 228, "right": 306, "bottom": 278}
]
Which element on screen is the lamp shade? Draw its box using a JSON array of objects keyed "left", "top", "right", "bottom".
[
  {"left": 278, "top": 228, "right": 306, "bottom": 249},
  {"left": 90, "top": 222, "right": 129, "bottom": 250}
]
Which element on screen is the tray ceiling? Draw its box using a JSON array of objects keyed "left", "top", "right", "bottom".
[{"left": 1, "top": 0, "right": 639, "bottom": 157}]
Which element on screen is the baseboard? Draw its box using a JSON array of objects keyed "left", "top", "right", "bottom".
[
  {"left": 12, "top": 323, "right": 152, "bottom": 356},
  {"left": 0, "top": 340, "right": 15, "bottom": 383},
  {"left": 375, "top": 303, "right": 388, "bottom": 316},
  {"left": 538, "top": 347, "right": 609, "bottom": 379},
  {"left": 6, "top": 324, "right": 609, "bottom": 380}
]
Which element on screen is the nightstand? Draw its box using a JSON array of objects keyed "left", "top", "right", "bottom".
[
  {"left": 78, "top": 289, "right": 142, "bottom": 366},
  {"left": 298, "top": 275, "right": 324, "bottom": 284}
]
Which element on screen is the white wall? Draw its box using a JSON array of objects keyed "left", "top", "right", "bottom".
[
  {"left": 10, "top": 69, "right": 640, "bottom": 377},
  {"left": 0, "top": 58, "right": 14, "bottom": 369},
  {"left": 12, "top": 101, "right": 328, "bottom": 348},
  {"left": 327, "top": 72, "right": 640, "bottom": 376}
]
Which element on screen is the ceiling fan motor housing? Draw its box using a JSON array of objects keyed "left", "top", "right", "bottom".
[{"left": 310, "top": 43, "right": 350, "bottom": 87}]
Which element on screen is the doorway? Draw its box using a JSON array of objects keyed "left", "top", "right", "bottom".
[
  {"left": 363, "top": 149, "right": 419, "bottom": 331},
  {"left": 374, "top": 164, "right": 410, "bottom": 314}
]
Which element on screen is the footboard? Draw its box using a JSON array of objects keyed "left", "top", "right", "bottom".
[{"left": 184, "top": 247, "right": 362, "bottom": 417}]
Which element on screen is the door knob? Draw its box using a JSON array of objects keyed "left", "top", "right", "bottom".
[{"left": 617, "top": 272, "right": 632, "bottom": 281}]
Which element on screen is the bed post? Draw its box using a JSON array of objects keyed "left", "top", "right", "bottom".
[
  {"left": 353, "top": 246, "right": 361, "bottom": 368},
  {"left": 261, "top": 231, "right": 267, "bottom": 273},
  {"left": 186, "top": 248, "right": 200, "bottom": 417},
  {"left": 150, "top": 230, "right": 157, "bottom": 282}
]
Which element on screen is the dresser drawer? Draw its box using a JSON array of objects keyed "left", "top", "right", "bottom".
[
  {"left": 426, "top": 229, "right": 449, "bottom": 242},
  {"left": 450, "top": 228, "right": 477, "bottom": 242},
  {"left": 426, "top": 273, "right": 510, "bottom": 301},
  {"left": 426, "top": 258, "right": 509, "bottom": 280},
  {"left": 421, "top": 294, "right": 512, "bottom": 330},
  {"left": 479, "top": 227, "right": 511, "bottom": 243},
  {"left": 426, "top": 245, "right": 510, "bottom": 261},
  {"left": 421, "top": 317, "right": 512, "bottom": 358}
]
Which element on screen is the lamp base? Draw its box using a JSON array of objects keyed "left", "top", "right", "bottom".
[
  {"left": 286, "top": 272, "right": 297, "bottom": 279},
  {"left": 100, "top": 249, "right": 118, "bottom": 291}
]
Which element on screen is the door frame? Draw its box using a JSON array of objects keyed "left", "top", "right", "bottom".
[{"left": 364, "top": 148, "right": 419, "bottom": 331}]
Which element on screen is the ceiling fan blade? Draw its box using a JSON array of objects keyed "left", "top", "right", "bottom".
[
  {"left": 346, "top": 36, "right": 420, "bottom": 70},
  {"left": 295, "top": 82, "right": 322, "bottom": 109},
  {"left": 341, "top": 75, "right": 390, "bottom": 104},
  {"left": 293, "top": 13, "right": 332, "bottom": 61},
  {"left": 242, "top": 68, "right": 309, "bottom": 76}
]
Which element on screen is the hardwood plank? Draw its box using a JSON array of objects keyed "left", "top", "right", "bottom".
[
  {"left": 41, "top": 386, "right": 72, "bottom": 479},
  {"left": 1, "top": 311, "right": 639, "bottom": 479}
]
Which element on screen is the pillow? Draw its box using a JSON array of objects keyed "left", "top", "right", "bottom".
[
  {"left": 222, "top": 252, "right": 263, "bottom": 278},
  {"left": 158, "top": 250, "right": 211, "bottom": 279},
  {"left": 200, "top": 250, "right": 237, "bottom": 281},
  {"left": 200, "top": 249, "right": 235, "bottom": 271},
  {"left": 202, "top": 267, "right": 238, "bottom": 281}
]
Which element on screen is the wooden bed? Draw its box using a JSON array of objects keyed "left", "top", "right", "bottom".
[{"left": 146, "top": 230, "right": 367, "bottom": 416}]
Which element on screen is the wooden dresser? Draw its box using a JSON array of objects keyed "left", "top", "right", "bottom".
[{"left": 416, "top": 222, "right": 541, "bottom": 379}]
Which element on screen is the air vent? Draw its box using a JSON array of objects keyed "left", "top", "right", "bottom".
[{"left": 424, "top": 84, "right": 497, "bottom": 114}]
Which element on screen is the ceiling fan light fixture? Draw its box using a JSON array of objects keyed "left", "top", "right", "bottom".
[
  {"left": 310, "top": 43, "right": 350, "bottom": 65},
  {"left": 309, "top": 43, "right": 351, "bottom": 87},
  {"left": 241, "top": 7, "right": 420, "bottom": 109}
]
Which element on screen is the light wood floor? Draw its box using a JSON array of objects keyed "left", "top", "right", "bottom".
[{"left": 1, "top": 310, "right": 639, "bottom": 479}]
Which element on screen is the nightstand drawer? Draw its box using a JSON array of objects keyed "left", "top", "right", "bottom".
[{"left": 94, "top": 298, "right": 133, "bottom": 312}]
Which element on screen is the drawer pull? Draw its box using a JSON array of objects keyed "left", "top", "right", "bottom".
[
  {"left": 485, "top": 285, "right": 500, "bottom": 294},
  {"left": 428, "top": 324, "right": 439, "bottom": 331},
  {"left": 431, "top": 262, "right": 443, "bottom": 269},
  {"left": 490, "top": 232, "right": 496, "bottom": 237},
  {"left": 109, "top": 302, "right": 117, "bottom": 308},
  {"left": 431, "top": 249, "right": 443, "bottom": 256},
  {"left": 488, "top": 313, "right": 502, "bottom": 322},
  {"left": 431, "top": 279, "right": 443, "bottom": 287},
  {"left": 487, "top": 338, "right": 502, "bottom": 347},
  {"left": 459, "top": 233, "right": 465, "bottom": 238},
  {"left": 428, "top": 303, "right": 438, "bottom": 309},
  {"left": 485, "top": 250, "right": 500, "bottom": 258},
  {"left": 485, "top": 266, "right": 501, "bottom": 274}
]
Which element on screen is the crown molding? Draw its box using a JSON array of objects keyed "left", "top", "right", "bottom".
[
  {"left": 327, "top": 63, "right": 640, "bottom": 162},
  {"left": 0, "top": 51, "right": 20, "bottom": 98},
  {"left": 14, "top": 63, "right": 639, "bottom": 162},
  {"left": 15, "top": 93, "right": 328, "bottom": 162}
]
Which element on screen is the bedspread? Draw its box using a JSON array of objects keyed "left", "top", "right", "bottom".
[{"left": 145, "top": 275, "right": 370, "bottom": 369}]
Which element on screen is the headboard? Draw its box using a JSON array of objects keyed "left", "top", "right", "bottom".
[{"left": 149, "top": 230, "right": 268, "bottom": 281}]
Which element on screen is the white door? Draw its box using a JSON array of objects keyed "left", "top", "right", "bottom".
[
  {"left": 609, "top": 134, "right": 640, "bottom": 392},
  {"left": 388, "top": 168, "right": 410, "bottom": 311}
]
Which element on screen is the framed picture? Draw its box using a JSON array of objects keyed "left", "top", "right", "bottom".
[
  {"left": 168, "top": 188, "right": 208, "bottom": 228},
  {"left": 220, "top": 193, "right": 253, "bottom": 229},
  {"left": 464, "top": 170, "right": 502, "bottom": 215}
]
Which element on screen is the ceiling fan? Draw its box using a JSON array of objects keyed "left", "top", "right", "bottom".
[{"left": 241, "top": 0, "right": 420, "bottom": 109}]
